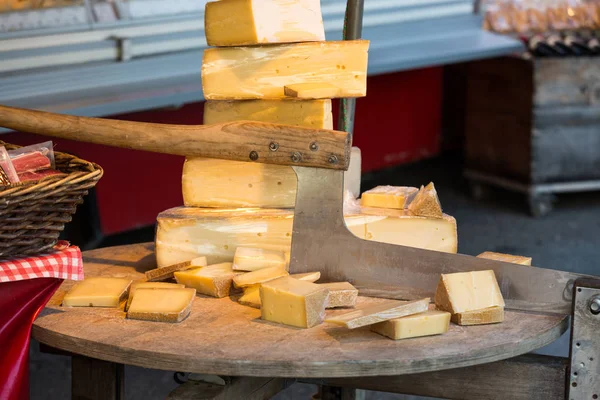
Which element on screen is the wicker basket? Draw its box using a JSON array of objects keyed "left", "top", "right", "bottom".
[{"left": 0, "top": 141, "right": 103, "bottom": 259}]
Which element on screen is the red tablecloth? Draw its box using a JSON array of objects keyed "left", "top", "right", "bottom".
[{"left": 0, "top": 242, "right": 83, "bottom": 400}]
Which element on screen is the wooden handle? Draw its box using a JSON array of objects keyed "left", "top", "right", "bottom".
[{"left": 0, "top": 105, "right": 350, "bottom": 169}]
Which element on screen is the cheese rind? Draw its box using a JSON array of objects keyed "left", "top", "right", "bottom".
[
  {"left": 233, "top": 247, "right": 287, "bottom": 272},
  {"left": 174, "top": 263, "right": 235, "bottom": 298},
  {"left": 477, "top": 251, "right": 532, "bottom": 266},
  {"left": 233, "top": 266, "right": 288, "bottom": 288},
  {"left": 434, "top": 270, "right": 505, "bottom": 314},
  {"left": 371, "top": 310, "right": 451, "bottom": 340},
  {"left": 204, "top": 0, "right": 325, "bottom": 46},
  {"left": 284, "top": 83, "right": 341, "bottom": 99},
  {"left": 325, "top": 298, "right": 430, "bottom": 329},
  {"left": 125, "top": 282, "right": 185, "bottom": 311},
  {"left": 127, "top": 287, "right": 196, "bottom": 323},
  {"left": 361, "top": 186, "right": 418, "bottom": 209},
  {"left": 408, "top": 182, "right": 443, "bottom": 218},
  {"left": 260, "top": 276, "right": 329, "bottom": 328},
  {"left": 201, "top": 40, "right": 369, "bottom": 100},
  {"left": 203, "top": 100, "right": 333, "bottom": 129},
  {"left": 62, "top": 277, "right": 132, "bottom": 308},
  {"left": 451, "top": 306, "right": 505, "bottom": 326},
  {"left": 145, "top": 256, "right": 207, "bottom": 282},
  {"left": 320, "top": 282, "right": 358, "bottom": 308}
]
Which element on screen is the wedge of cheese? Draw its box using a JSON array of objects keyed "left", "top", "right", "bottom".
[
  {"left": 320, "top": 282, "right": 358, "bottom": 308},
  {"left": 204, "top": 99, "right": 333, "bottom": 129},
  {"left": 451, "top": 306, "right": 504, "bottom": 326},
  {"left": 290, "top": 271, "right": 321, "bottom": 282},
  {"left": 477, "top": 251, "right": 532, "bottom": 266},
  {"left": 125, "top": 282, "right": 185, "bottom": 311},
  {"left": 201, "top": 40, "right": 369, "bottom": 100},
  {"left": 174, "top": 263, "right": 235, "bottom": 298},
  {"left": 260, "top": 276, "right": 329, "bottom": 328},
  {"left": 182, "top": 147, "right": 361, "bottom": 208},
  {"left": 284, "top": 83, "right": 341, "bottom": 99},
  {"left": 205, "top": 0, "right": 325, "bottom": 46},
  {"left": 239, "top": 271, "right": 321, "bottom": 308},
  {"left": 325, "top": 298, "right": 430, "bottom": 329},
  {"left": 145, "top": 256, "right": 207, "bottom": 282},
  {"left": 371, "top": 310, "right": 451, "bottom": 340},
  {"left": 62, "top": 277, "right": 132, "bottom": 308},
  {"left": 155, "top": 207, "right": 458, "bottom": 267},
  {"left": 127, "top": 287, "right": 196, "bottom": 323},
  {"left": 361, "top": 186, "right": 418, "bottom": 209},
  {"left": 408, "top": 182, "right": 443, "bottom": 218},
  {"left": 233, "top": 247, "right": 287, "bottom": 272},
  {"left": 233, "top": 266, "right": 288, "bottom": 288},
  {"left": 434, "top": 270, "right": 505, "bottom": 314}
]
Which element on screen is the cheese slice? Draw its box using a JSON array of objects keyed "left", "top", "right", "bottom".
[
  {"left": 174, "top": 263, "right": 235, "bottom": 298},
  {"left": 233, "top": 247, "right": 287, "bottom": 272},
  {"left": 233, "top": 266, "right": 288, "bottom": 288},
  {"left": 62, "top": 277, "right": 132, "bottom": 307},
  {"left": 434, "top": 270, "right": 505, "bottom": 314},
  {"left": 361, "top": 186, "right": 418, "bottom": 209},
  {"left": 284, "top": 83, "right": 341, "bottom": 99},
  {"left": 205, "top": 0, "right": 325, "bottom": 46},
  {"left": 145, "top": 256, "right": 207, "bottom": 282},
  {"left": 127, "top": 287, "right": 196, "bottom": 323},
  {"left": 290, "top": 271, "right": 321, "bottom": 282},
  {"left": 155, "top": 207, "right": 458, "bottom": 267},
  {"left": 371, "top": 310, "right": 450, "bottom": 340},
  {"left": 451, "top": 306, "right": 504, "bottom": 326},
  {"left": 325, "top": 298, "right": 430, "bottom": 329},
  {"left": 320, "top": 282, "right": 358, "bottom": 308},
  {"left": 125, "top": 282, "right": 185, "bottom": 311},
  {"left": 260, "top": 276, "right": 329, "bottom": 328},
  {"left": 408, "top": 182, "right": 443, "bottom": 218},
  {"left": 182, "top": 147, "right": 361, "bottom": 208},
  {"left": 477, "top": 251, "right": 532, "bottom": 266},
  {"left": 239, "top": 271, "right": 321, "bottom": 308},
  {"left": 202, "top": 40, "right": 369, "bottom": 100}
]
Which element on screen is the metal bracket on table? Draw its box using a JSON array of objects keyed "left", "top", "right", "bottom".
[{"left": 567, "top": 278, "right": 600, "bottom": 400}]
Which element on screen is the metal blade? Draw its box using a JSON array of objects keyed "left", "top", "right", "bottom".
[{"left": 289, "top": 167, "right": 589, "bottom": 314}]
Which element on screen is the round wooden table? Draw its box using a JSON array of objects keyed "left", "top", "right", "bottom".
[{"left": 32, "top": 244, "right": 569, "bottom": 398}]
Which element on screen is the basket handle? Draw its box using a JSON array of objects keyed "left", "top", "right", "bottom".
[{"left": 0, "top": 104, "right": 349, "bottom": 170}]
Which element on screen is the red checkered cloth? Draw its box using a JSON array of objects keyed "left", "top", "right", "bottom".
[{"left": 0, "top": 241, "right": 83, "bottom": 283}]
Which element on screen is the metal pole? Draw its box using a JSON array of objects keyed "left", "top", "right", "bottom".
[{"left": 338, "top": 0, "right": 365, "bottom": 142}]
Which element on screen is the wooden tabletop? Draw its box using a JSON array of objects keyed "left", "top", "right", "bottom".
[{"left": 32, "top": 243, "right": 568, "bottom": 378}]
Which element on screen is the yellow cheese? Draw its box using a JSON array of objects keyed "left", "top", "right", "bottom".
[
  {"left": 408, "top": 182, "right": 443, "bottom": 218},
  {"left": 260, "top": 276, "right": 329, "bottom": 328},
  {"left": 155, "top": 207, "right": 458, "bottom": 267},
  {"left": 62, "top": 277, "right": 132, "bottom": 307},
  {"left": 233, "top": 247, "right": 287, "bottom": 272},
  {"left": 125, "top": 282, "right": 184, "bottom": 311},
  {"left": 320, "top": 282, "right": 358, "bottom": 308},
  {"left": 284, "top": 83, "right": 341, "bottom": 99},
  {"left": 371, "top": 310, "right": 451, "bottom": 340},
  {"left": 145, "top": 256, "right": 207, "bottom": 282},
  {"left": 204, "top": 0, "right": 325, "bottom": 46},
  {"left": 182, "top": 147, "right": 361, "bottom": 208},
  {"left": 204, "top": 99, "right": 333, "bottom": 129},
  {"left": 434, "top": 270, "right": 505, "bottom": 314},
  {"left": 360, "top": 186, "right": 418, "bottom": 209},
  {"left": 290, "top": 271, "right": 321, "bottom": 282},
  {"left": 239, "top": 271, "right": 321, "bottom": 308},
  {"left": 201, "top": 40, "right": 369, "bottom": 100},
  {"left": 451, "top": 306, "right": 504, "bottom": 326},
  {"left": 325, "top": 298, "right": 429, "bottom": 329},
  {"left": 127, "top": 287, "right": 196, "bottom": 323},
  {"left": 174, "top": 262, "right": 235, "bottom": 298},
  {"left": 477, "top": 251, "right": 532, "bottom": 266},
  {"left": 233, "top": 266, "right": 288, "bottom": 288}
]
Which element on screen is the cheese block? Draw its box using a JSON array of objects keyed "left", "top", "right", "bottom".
[
  {"left": 233, "top": 266, "right": 288, "bottom": 288},
  {"left": 204, "top": 99, "right": 333, "bottom": 129},
  {"left": 477, "top": 251, "right": 532, "bottom": 266},
  {"left": 239, "top": 271, "right": 321, "bottom": 308},
  {"left": 155, "top": 207, "right": 458, "bottom": 267},
  {"left": 182, "top": 147, "right": 361, "bottom": 208},
  {"left": 434, "top": 270, "right": 505, "bottom": 314},
  {"left": 290, "top": 271, "right": 321, "bottom": 282},
  {"left": 325, "top": 298, "right": 430, "bottom": 329},
  {"left": 204, "top": 0, "right": 325, "bottom": 46},
  {"left": 62, "top": 277, "right": 132, "bottom": 307},
  {"left": 361, "top": 186, "right": 418, "bottom": 209},
  {"left": 320, "top": 282, "right": 358, "bottom": 308},
  {"left": 125, "top": 282, "right": 185, "bottom": 311},
  {"left": 202, "top": 40, "right": 369, "bottom": 100},
  {"left": 233, "top": 247, "right": 287, "bottom": 272},
  {"left": 127, "top": 287, "right": 196, "bottom": 323},
  {"left": 408, "top": 182, "right": 443, "bottom": 218},
  {"left": 451, "top": 306, "right": 504, "bottom": 326},
  {"left": 145, "top": 256, "right": 207, "bottom": 282},
  {"left": 284, "top": 83, "right": 341, "bottom": 99},
  {"left": 371, "top": 310, "right": 451, "bottom": 340},
  {"left": 260, "top": 276, "right": 329, "bottom": 328},
  {"left": 174, "top": 263, "right": 235, "bottom": 298}
]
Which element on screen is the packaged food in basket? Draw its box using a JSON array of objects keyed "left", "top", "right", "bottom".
[
  {"left": 0, "top": 146, "right": 19, "bottom": 185},
  {"left": 7, "top": 141, "right": 65, "bottom": 182}
]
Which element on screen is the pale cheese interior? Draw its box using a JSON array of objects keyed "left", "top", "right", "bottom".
[
  {"left": 62, "top": 277, "right": 132, "bottom": 307},
  {"left": 128, "top": 287, "right": 195, "bottom": 314}
]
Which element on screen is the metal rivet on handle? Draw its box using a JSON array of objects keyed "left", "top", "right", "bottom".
[
  {"left": 309, "top": 142, "right": 319, "bottom": 151},
  {"left": 249, "top": 151, "right": 259, "bottom": 161},
  {"left": 291, "top": 152, "right": 302, "bottom": 163},
  {"left": 590, "top": 296, "right": 600, "bottom": 315},
  {"left": 328, "top": 155, "right": 338, "bottom": 164},
  {"left": 269, "top": 142, "right": 279, "bottom": 152}
]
